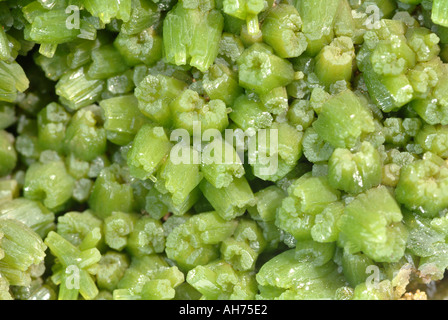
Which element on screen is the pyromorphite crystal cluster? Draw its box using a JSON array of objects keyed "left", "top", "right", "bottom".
[{"left": 1, "top": 0, "right": 448, "bottom": 301}]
